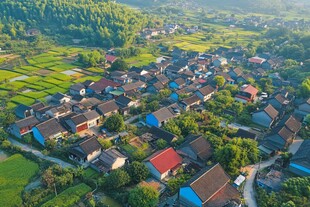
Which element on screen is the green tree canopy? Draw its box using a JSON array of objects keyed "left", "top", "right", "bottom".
[
  {"left": 128, "top": 186, "right": 159, "bottom": 207},
  {"left": 104, "top": 114, "right": 125, "bottom": 132},
  {"left": 110, "top": 59, "right": 129, "bottom": 71},
  {"left": 214, "top": 76, "right": 225, "bottom": 87},
  {"left": 126, "top": 161, "right": 149, "bottom": 184}
]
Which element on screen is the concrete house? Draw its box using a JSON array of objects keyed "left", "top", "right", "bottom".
[
  {"left": 96, "top": 100, "right": 119, "bottom": 117},
  {"left": 149, "top": 126, "right": 178, "bottom": 144},
  {"left": 145, "top": 147, "right": 183, "bottom": 180},
  {"left": 46, "top": 103, "right": 72, "bottom": 119},
  {"left": 252, "top": 104, "right": 279, "bottom": 128},
  {"left": 289, "top": 140, "right": 310, "bottom": 177},
  {"left": 179, "top": 163, "right": 241, "bottom": 207},
  {"left": 69, "top": 83, "right": 86, "bottom": 96},
  {"left": 235, "top": 84, "right": 258, "bottom": 103},
  {"left": 88, "top": 78, "right": 121, "bottom": 94},
  {"left": 51, "top": 92, "right": 71, "bottom": 104},
  {"left": 10, "top": 116, "right": 40, "bottom": 139},
  {"left": 105, "top": 54, "right": 118, "bottom": 64},
  {"left": 179, "top": 95, "right": 201, "bottom": 111},
  {"left": 248, "top": 56, "right": 266, "bottom": 67},
  {"left": 91, "top": 148, "right": 127, "bottom": 173},
  {"left": 119, "top": 81, "right": 146, "bottom": 93},
  {"left": 33, "top": 118, "right": 67, "bottom": 146},
  {"left": 195, "top": 85, "right": 216, "bottom": 102},
  {"left": 83, "top": 110, "right": 101, "bottom": 128},
  {"left": 170, "top": 85, "right": 197, "bottom": 101},
  {"left": 65, "top": 114, "right": 88, "bottom": 133},
  {"left": 69, "top": 136, "right": 102, "bottom": 164}
]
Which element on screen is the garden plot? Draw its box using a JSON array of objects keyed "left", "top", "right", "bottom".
[
  {"left": 0, "top": 70, "right": 21, "bottom": 82},
  {"left": 61, "top": 70, "right": 78, "bottom": 76}
]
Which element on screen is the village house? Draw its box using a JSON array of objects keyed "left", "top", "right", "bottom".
[
  {"left": 146, "top": 81, "right": 165, "bottom": 93},
  {"left": 46, "top": 103, "right": 72, "bottom": 119},
  {"left": 146, "top": 105, "right": 180, "bottom": 127},
  {"left": 235, "top": 84, "right": 259, "bottom": 103},
  {"left": 294, "top": 98, "right": 310, "bottom": 118},
  {"left": 289, "top": 140, "right": 310, "bottom": 177},
  {"left": 33, "top": 118, "right": 67, "bottom": 146},
  {"left": 34, "top": 106, "right": 53, "bottom": 121},
  {"left": 69, "top": 83, "right": 86, "bottom": 96},
  {"left": 96, "top": 100, "right": 119, "bottom": 117},
  {"left": 115, "top": 95, "right": 139, "bottom": 115},
  {"left": 228, "top": 68, "right": 243, "bottom": 80},
  {"left": 266, "top": 93, "right": 290, "bottom": 110},
  {"left": 65, "top": 114, "right": 88, "bottom": 133},
  {"left": 178, "top": 135, "right": 212, "bottom": 162},
  {"left": 235, "top": 128, "right": 257, "bottom": 140},
  {"left": 252, "top": 104, "right": 279, "bottom": 128},
  {"left": 51, "top": 92, "right": 71, "bottom": 104},
  {"left": 91, "top": 148, "right": 127, "bottom": 173},
  {"left": 14, "top": 104, "right": 32, "bottom": 119},
  {"left": 145, "top": 147, "right": 183, "bottom": 180},
  {"left": 69, "top": 136, "right": 102, "bottom": 164},
  {"left": 170, "top": 85, "right": 199, "bottom": 101},
  {"left": 10, "top": 116, "right": 40, "bottom": 139},
  {"left": 110, "top": 71, "right": 132, "bottom": 84},
  {"left": 264, "top": 126, "right": 295, "bottom": 151},
  {"left": 118, "top": 81, "right": 146, "bottom": 93},
  {"left": 179, "top": 163, "right": 241, "bottom": 207},
  {"left": 248, "top": 56, "right": 266, "bottom": 67},
  {"left": 195, "top": 85, "right": 216, "bottom": 102},
  {"left": 88, "top": 78, "right": 121, "bottom": 94},
  {"left": 169, "top": 77, "right": 186, "bottom": 89},
  {"left": 179, "top": 94, "right": 201, "bottom": 111},
  {"left": 73, "top": 97, "right": 103, "bottom": 113},
  {"left": 165, "top": 65, "right": 184, "bottom": 78},
  {"left": 213, "top": 57, "right": 227, "bottom": 67},
  {"left": 83, "top": 110, "right": 101, "bottom": 128},
  {"left": 151, "top": 74, "right": 170, "bottom": 85},
  {"left": 236, "top": 73, "right": 254, "bottom": 84},
  {"left": 149, "top": 126, "right": 178, "bottom": 144},
  {"left": 105, "top": 54, "right": 118, "bottom": 64}
]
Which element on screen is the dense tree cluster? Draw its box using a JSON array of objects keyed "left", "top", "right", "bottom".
[
  {"left": 104, "top": 113, "right": 125, "bottom": 132},
  {"left": 0, "top": 0, "right": 148, "bottom": 47},
  {"left": 257, "top": 177, "right": 310, "bottom": 207},
  {"left": 78, "top": 50, "right": 105, "bottom": 67},
  {"left": 128, "top": 186, "right": 159, "bottom": 207}
]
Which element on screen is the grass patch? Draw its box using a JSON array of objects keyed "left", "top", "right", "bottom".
[
  {"left": 33, "top": 81, "right": 56, "bottom": 89},
  {"left": 58, "top": 82, "right": 73, "bottom": 90},
  {"left": 41, "top": 183, "right": 91, "bottom": 207},
  {"left": 49, "top": 63, "right": 76, "bottom": 72},
  {"left": 83, "top": 168, "right": 99, "bottom": 179},
  {"left": 22, "top": 91, "right": 49, "bottom": 99},
  {"left": 45, "top": 86, "right": 67, "bottom": 95},
  {"left": 11, "top": 95, "right": 35, "bottom": 105},
  {"left": 121, "top": 144, "right": 137, "bottom": 155},
  {"left": 73, "top": 76, "right": 101, "bottom": 83},
  {"left": 125, "top": 53, "right": 156, "bottom": 67},
  {"left": 0, "top": 70, "right": 21, "bottom": 82},
  {"left": 0, "top": 81, "right": 27, "bottom": 91},
  {"left": 0, "top": 154, "right": 39, "bottom": 207},
  {"left": 86, "top": 67, "right": 104, "bottom": 73},
  {"left": 50, "top": 73, "right": 72, "bottom": 81},
  {"left": 43, "top": 78, "right": 65, "bottom": 85}
]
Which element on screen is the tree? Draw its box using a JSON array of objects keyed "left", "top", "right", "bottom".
[
  {"left": 128, "top": 186, "right": 159, "bottom": 207},
  {"left": 300, "top": 78, "right": 310, "bottom": 98},
  {"left": 45, "top": 139, "right": 56, "bottom": 150},
  {"left": 127, "top": 161, "right": 149, "bottom": 184},
  {"left": 104, "top": 114, "right": 125, "bottom": 132},
  {"left": 177, "top": 116, "right": 199, "bottom": 136},
  {"left": 132, "top": 149, "right": 147, "bottom": 161},
  {"left": 156, "top": 139, "right": 168, "bottom": 149},
  {"left": 214, "top": 76, "right": 225, "bottom": 87},
  {"left": 110, "top": 59, "right": 129, "bottom": 71},
  {"left": 24, "top": 134, "right": 32, "bottom": 145},
  {"left": 163, "top": 120, "right": 181, "bottom": 136},
  {"left": 105, "top": 169, "right": 130, "bottom": 189},
  {"left": 98, "top": 139, "right": 112, "bottom": 149},
  {"left": 0, "top": 128, "right": 8, "bottom": 141}
]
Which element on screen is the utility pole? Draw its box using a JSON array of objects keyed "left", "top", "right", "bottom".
[{"left": 54, "top": 183, "right": 58, "bottom": 197}]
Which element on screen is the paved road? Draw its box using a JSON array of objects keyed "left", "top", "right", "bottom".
[
  {"left": 8, "top": 138, "right": 75, "bottom": 168},
  {"left": 243, "top": 138, "right": 304, "bottom": 207}
]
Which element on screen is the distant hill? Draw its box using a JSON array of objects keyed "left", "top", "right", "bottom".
[{"left": 0, "top": 0, "right": 148, "bottom": 47}]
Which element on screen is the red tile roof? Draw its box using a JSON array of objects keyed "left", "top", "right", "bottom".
[
  {"left": 241, "top": 84, "right": 259, "bottom": 96},
  {"left": 149, "top": 147, "right": 182, "bottom": 174},
  {"left": 248, "top": 57, "right": 266, "bottom": 64},
  {"left": 89, "top": 78, "right": 120, "bottom": 92},
  {"left": 105, "top": 54, "right": 118, "bottom": 63}
]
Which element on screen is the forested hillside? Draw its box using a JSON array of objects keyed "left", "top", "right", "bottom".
[{"left": 0, "top": 0, "right": 147, "bottom": 47}]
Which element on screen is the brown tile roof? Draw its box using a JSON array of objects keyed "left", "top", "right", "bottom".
[
  {"left": 188, "top": 135, "right": 212, "bottom": 160},
  {"left": 120, "top": 81, "right": 145, "bottom": 91},
  {"left": 205, "top": 183, "right": 240, "bottom": 207},
  {"left": 274, "top": 94, "right": 287, "bottom": 104},
  {"left": 232, "top": 68, "right": 243, "bottom": 76},
  {"left": 263, "top": 104, "right": 279, "bottom": 119},
  {"left": 83, "top": 110, "right": 100, "bottom": 121},
  {"left": 284, "top": 116, "right": 302, "bottom": 133},
  {"left": 198, "top": 85, "right": 215, "bottom": 96},
  {"left": 240, "top": 84, "right": 258, "bottom": 96},
  {"left": 36, "top": 118, "right": 67, "bottom": 140},
  {"left": 152, "top": 107, "right": 175, "bottom": 122},
  {"left": 174, "top": 78, "right": 186, "bottom": 86},
  {"left": 70, "top": 114, "right": 88, "bottom": 125},
  {"left": 70, "top": 136, "right": 101, "bottom": 158},
  {"left": 277, "top": 126, "right": 294, "bottom": 142},
  {"left": 15, "top": 116, "right": 40, "bottom": 128},
  {"left": 70, "top": 83, "right": 85, "bottom": 91},
  {"left": 153, "top": 81, "right": 165, "bottom": 90},
  {"left": 31, "top": 102, "right": 45, "bottom": 111},
  {"left": 188, "top": 164, "right": 231, "bottom": 203},
  {"left": 182, "top": 94, "right": 201, "bottom": 106},
  {"left": 89, "top": 78, "right": 120, "bottom": 92},
  {"left": 96, "top": 100, "right": 119, "bottom": 115},
  {"left": 155, "top": 74, "right": 169, "bottom": 85}
]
